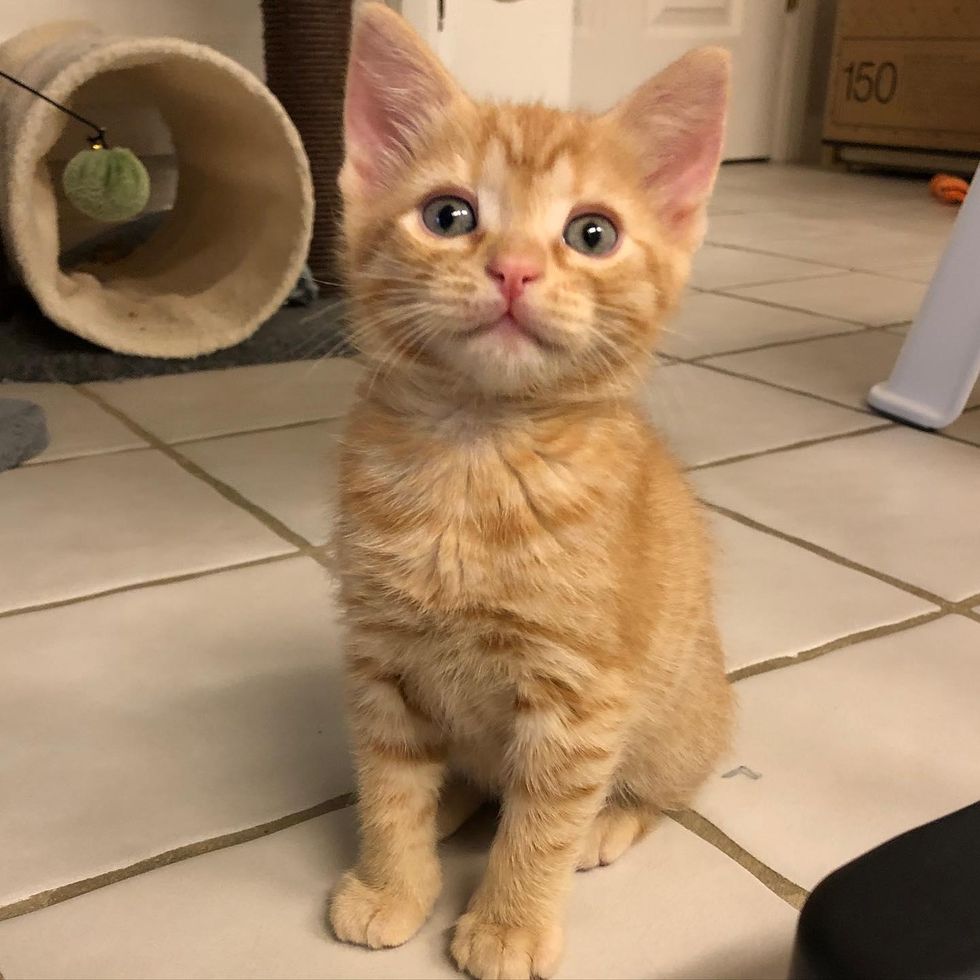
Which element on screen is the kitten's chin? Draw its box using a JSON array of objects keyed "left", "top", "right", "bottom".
[{"left": 441, "top": 328, "right": 558, "bottom": 396}]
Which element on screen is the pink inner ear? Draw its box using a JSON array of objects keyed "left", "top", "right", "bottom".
[
  {"left": 345, "top": 58, "right": 399, "bottom": 186},
  {"left": 645, "top": 118, "right": 725, "bottom": 233},
  {"left": 619, "top": 49, "right": 729, "bottom": 243},
  {"left": 343, "top": 9, "right": 456, "bottom": 191}
]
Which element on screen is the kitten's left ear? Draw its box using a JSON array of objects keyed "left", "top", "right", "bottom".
[
  {"left": 609, "top": 47, "right": 730, "bottom": 250},
  {"left": 342, "top": 3, "right": 463, "bottom": 196}
]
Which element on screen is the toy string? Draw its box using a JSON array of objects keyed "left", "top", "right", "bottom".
[{"left": 0, "top": 67, "right": 107, "bottom": 147}]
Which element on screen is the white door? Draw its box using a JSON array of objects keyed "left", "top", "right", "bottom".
[
  {"left": 572, "top": 0, "right": 788, "bottom": 160},
  {"left": 399, "top": 0, "right": 788, "bottom": 161},
  {"left": 399, "top": 0, "right": 576, "bottom": 106}
]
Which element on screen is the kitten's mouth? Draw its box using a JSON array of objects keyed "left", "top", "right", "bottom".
[{"left": 462, "top": 313, "right": 560, "bottom": 352}]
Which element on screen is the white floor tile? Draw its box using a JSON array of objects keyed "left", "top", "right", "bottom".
[
  {"left": 876, "top": 259, "right": 939, "bottom": 284},
  {"left": 945, "top": 408, "right": 980, "bottom": 445},
  {"left": 180, "top": 421, "right": 343, "bottom": 546},
  {"left": 644, "top": 364, "right": 875, "bottom": 467},
  {"left": 749, "top": 230, "right": 946, "bottom": 275},
  {"left": 695, "top": 616, "right": 980, "bottom": 889},
  {"left": 89, "top": 359, "right": 363, "bottom": 444},
  {"left": 689, "top": 246, "right": 844, "bottom": 292},
  {"left": 661, "top": 292, "right": 860, "bottom": 360},
  {"left": 715, "top": 165, "right": 926, "bottom": 208},
  {"left": 728, "top": 273, "right": 928, "bottom": 327},
  {"left": 703, "top": 330, "right": 970, "bottom": 411},
  {"left": 711, "top": 330, "right": 980, "bottom": 411},
  {"left": 0, "top": 559, "right": 347, "bottom": 906},
  {"left": 695, "top": 428, "right": 980, "bottom": 601},
  {"left": 0, "top": 808, "right": 797, "bottom": 980},
  {"left": 0, "top": 451, "right": 290, "bottom": 613},
  {"left": 706, "top": 210, "right": 846, "bottom": 251},
  {"left": 708, "top": 183, "right": 787, "bottom": 216},
  {"left": 711, "top": 514, "right": 936, "bottom": 672},
  {"left": 0, "top": 382, "right": 145, "bottom": 464},
  {"left": 705, "top": 189, "right": 951, "bottom": 272}
]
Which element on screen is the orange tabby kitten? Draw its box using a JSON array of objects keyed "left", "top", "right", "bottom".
[{"left": 329, "top": 5, "right": 733, "bottom": 978}]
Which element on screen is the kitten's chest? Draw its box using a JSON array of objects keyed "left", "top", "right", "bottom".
[{"left": 340, "top": 417, "right": 611, "bottom": 612}]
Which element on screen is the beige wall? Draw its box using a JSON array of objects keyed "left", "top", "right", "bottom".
[{"left": 0, "top": 0, "right": 264, "bottom": 76}]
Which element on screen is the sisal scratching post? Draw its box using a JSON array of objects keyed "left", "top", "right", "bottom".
[
  {"left": 262, "top": 0, "right": 352, "bottom": 285},
  {"left": 0, "top": 22, "right": 314, "bottom": 358}
]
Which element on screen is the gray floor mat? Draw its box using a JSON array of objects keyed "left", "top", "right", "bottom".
[{"left": 0, "top": 292, "right": 352, "bottom": 383}]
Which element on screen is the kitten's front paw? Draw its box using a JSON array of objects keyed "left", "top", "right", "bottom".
[
  {"left": 451, "top": 911, "right": 563, "bottom": 980},
  {"left": 329, "top": 871, "right": 433, "bottom": 949},
  {"left": 577, "top": 805, "right": 652, "bottom": 871}
]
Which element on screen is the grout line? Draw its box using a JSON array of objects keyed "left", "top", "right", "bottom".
[
  {"left": 168, "top": 416, "right": 337, "bottom": 448},
  {"left": 693, "top": 269, "right": 850, "bottom": 292},
  {"left": 688, "top": 363, "right": 980, "bottom": 446},
  {"left": 872, "top": 270, "right": 937, "bottom": 286},
  {"left": 676, "top": 321, "right": 895, "bottom": 365},
  {"left": 671, "top": 354, "right": 978, "bottom": 449},
  {"left": 0, "top": 793, "right": 355, "bottom": 924},
  {"left": 24, "top": 443, "right": 150, "bottom": 469},
  {"left": 935, "top": 428, "right": 980, "bottom": 451},
  {"left": 727, "top": 610, "right": 947, "bottom": 684},
  {"left": 703, "top": 241, "right": 858, "bottom": 276},
  {"left": 704, "top": 502, "right": 954, "bottom": 609},
  {"left": 710, "top": 285, "right": 921, "bottom": 331},
  {"left": 688, "top": 423, "right": 892, "bottom": 472},
  {"left": 670, "top": 325, "right": 861, "bottom": 363},
  {"left": 704, "top": 239, "right": 944, "bottom": 284},
  {"left": 705, "top": 286, "right": 870, "bottom": 328},
  {"left": 668, "top": 809, "right": 809, "bottom": 910},
  {"left": 76, "top": 386, "right": 334, "bottom": 572},
  {"left": 961, "top": 609, "right": 980, "bottom": 625},
  {"left": 681, "top": 358, "right": 878, "bottom": 416},
  {"left": 0, "top": 552, "right": 303, "bottom": 622}
]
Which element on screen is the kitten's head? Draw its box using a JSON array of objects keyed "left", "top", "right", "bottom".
[{"left": 341, "top": 3, "right": 728, "bottom": 400}]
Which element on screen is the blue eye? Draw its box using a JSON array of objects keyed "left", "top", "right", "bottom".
[
  {"left": 564, "top": 213, "right": 618, "bottom": 256},
  {"left": 421, "top": 195, "right": 477, "bottom": 237}
]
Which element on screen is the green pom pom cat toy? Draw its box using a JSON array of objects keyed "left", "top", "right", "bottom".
[
  {"left": 1, "top": 68, "right": 149, "bottom": 224},
  {"left": 62, "top": 143, "right": 150, "bottom": 223}
]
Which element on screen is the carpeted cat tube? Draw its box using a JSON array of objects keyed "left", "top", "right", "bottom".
[{"left": 0, "top": 22, "right": 313, "bottom": 357}]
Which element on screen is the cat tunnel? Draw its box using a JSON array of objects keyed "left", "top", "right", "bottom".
[{"left": 0, "top": 22, "right": 314, "bottom": 357}]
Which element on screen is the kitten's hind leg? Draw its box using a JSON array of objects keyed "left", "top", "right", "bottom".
[
  {"left": 437, "top": 776, "right": 486, "bottom": 841},
  {"left": 577, "top": 800, "right": 659, "bottom": 871}
]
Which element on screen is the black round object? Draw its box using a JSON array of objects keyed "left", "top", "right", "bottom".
[{"left": 791, "top": 802, "right": 980, "bottom": 980}]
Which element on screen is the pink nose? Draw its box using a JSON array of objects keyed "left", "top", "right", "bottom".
[{"left": 486, "top": 256, "right": 542, "bottom": 304}]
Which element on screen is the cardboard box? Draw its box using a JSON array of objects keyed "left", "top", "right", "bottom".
[{"left": 823, "top": 0, "right": 980, "bottom": 155}]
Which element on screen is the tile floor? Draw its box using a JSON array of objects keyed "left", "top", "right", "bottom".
[{"left": 2, "top": 164, "right": 979, "bottom": 980}]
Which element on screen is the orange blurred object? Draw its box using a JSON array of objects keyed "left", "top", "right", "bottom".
[{"left": 930, "top": 173, "right": 969, "bottom": 205}]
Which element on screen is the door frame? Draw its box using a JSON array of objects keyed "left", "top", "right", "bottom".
[{"left": 770, "top": 0, "right": 822, "bottom": 162}]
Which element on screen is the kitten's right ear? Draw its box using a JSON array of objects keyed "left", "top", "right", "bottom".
[{"left": 342, "top": 3, "right": 461, "bottom": 195}]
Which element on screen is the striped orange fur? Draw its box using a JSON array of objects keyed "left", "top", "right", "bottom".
[{"left": 328, "top": 6, "right": 734, "bottom": 978}]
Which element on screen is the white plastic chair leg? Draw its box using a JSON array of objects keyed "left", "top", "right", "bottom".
[{"left": 868, "top": 164, "right": 980, "bottom": 429}]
